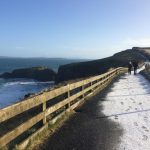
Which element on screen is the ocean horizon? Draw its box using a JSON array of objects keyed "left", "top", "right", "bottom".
[{"left": 0, "top": 57, "right": 87, "bottom": 73}]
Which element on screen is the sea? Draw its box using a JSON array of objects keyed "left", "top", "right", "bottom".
[{"left": 0, "top": 57, "right": 86, "bottom": 108}]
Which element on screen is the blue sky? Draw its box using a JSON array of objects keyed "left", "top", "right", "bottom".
[{"left": 0, "top": 0, "right": 150, "bottom": 59}]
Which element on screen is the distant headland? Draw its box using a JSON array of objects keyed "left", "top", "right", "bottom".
[{"left": 0, "top": 47, "right": 149, "bottom": 84}]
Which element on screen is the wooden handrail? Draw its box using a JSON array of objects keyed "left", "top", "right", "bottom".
[
  {"left": 0, "top": 67, "right": 127, "bottom": 148},
  {"left": 0, "top": 68, "right": 119, "bottom": 123}
]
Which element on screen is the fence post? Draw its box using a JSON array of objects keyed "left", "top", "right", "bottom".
[
  {"left": 42, "top": 101, "right": 46, "bottom": 125},
  {"left": 91, "top": 81, "right": 94, "bottom": 92},
  {"left": 116, "top": 68, "right": 120, "bottom": 75},
  {"left": 67, "top": 84, "right": 71, "bottom": 109},
  {"left": 82, "top": 81, "right": 85, "bottom": 100}
]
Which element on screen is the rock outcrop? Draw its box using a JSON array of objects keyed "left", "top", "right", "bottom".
[{"left": 0, "top": 66, "right": 56, "bottom": 81}]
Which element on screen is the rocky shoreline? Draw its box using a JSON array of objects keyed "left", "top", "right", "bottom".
[{"left": 0, "top": 66, "right": 56, "bottom": 82}]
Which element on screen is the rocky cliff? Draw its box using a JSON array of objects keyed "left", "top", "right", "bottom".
[
  {"left": 0, "top": 67, "right": 56, "bottom": 81},
  {"left": 56, "top": 49, "right": 146, "bottom": 83}
]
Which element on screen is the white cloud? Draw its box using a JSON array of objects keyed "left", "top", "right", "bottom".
[{"left": 123, "top": 38, "right": 150, "bottom": 47}]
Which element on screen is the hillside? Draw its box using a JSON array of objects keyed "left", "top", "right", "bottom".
[
  {"left": 132, "top": 47, "right": 150, "bottom": 60},
  {"left": 56, "top": 48, "right": 146, "bottom": 83}
]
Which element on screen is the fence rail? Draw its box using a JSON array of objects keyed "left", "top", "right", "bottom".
[{"left": 0, "top": 67, "right": 127, "bottom": 149}]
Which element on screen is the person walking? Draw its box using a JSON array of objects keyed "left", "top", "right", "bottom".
[
  {"left": 132, "top": 61, "right": 138, "bottom": 75},
  {"left": 128, "top": 61, "right": 133, "bottom": 75}
]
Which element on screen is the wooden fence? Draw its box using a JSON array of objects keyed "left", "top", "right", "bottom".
[{"left": 0, "top": 67, "right": 127, "bottom": 149}]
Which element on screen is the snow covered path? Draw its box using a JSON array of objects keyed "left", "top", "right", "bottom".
[{"left": 101, "top": 72, "right": 150, "bottom": 150}]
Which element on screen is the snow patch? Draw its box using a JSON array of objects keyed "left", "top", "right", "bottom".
[{"left": 101, "top": 70, "right": 150, "bottom": 150}]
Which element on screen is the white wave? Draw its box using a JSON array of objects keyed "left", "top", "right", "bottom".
[
  {"left": 3, "top": 80, "right": 54, "bottom": 87},
  {"left": 0, "top": 79, "right": 54, "bottom": 109}
]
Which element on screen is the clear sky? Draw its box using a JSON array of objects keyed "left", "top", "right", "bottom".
[{"left": 0, "top": 0, "right": 150, "bottom": 59}]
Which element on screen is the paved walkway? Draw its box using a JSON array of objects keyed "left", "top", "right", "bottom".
[{"left": 35, "top": 69, "right": 150, "bottom": 150}]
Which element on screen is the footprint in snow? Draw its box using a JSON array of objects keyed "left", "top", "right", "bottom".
[
  {"left": 142, "top": 126, "right": 147, "bottom": 129},
  {"left": 142, "top": 126, "right": 149, "bottom": 132},
  {"left": 144, "top": 117, "right": 148, "bottom": 122},
  {"left": 145, "top": 129, "right": 149, "bottom": 132},
  {"left": 144, "top": 119, "right": 148, "bottom": 123},
  {"left": 144, "top": 116, "right": 148, "bottom": 119},
  {"left": 114, "top": 116, "right": 118, "bottom": 119},
  {"left": 121, "top": 102, "right": 124, "bottom": 105},
  {"left": 134, "top": 122, "right": 138, "bottom": 126},
  {"left": 126, "top": 108, "right": 130, "bottom": 112},
  {"left": 142, "top": 135, "right": 148, "bottom": 141}
]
